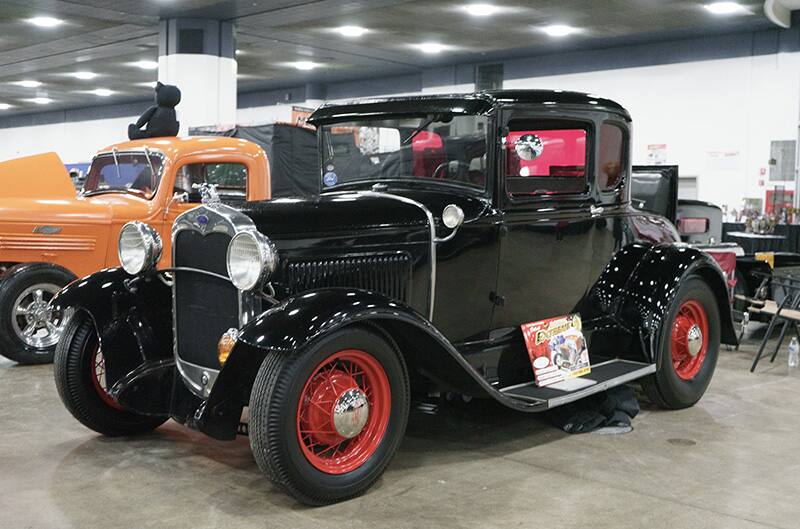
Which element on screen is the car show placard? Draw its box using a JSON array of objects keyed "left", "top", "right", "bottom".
[{"left": 521, "top": 314, "right": 591, "bottom": 387}]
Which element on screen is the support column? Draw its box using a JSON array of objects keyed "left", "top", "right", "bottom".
[
  {"left": 303, "top": 82, "right": 326, "bottom": 109},
  {"left": 158, "top": 19, "right": 237, "bottom": 135}
]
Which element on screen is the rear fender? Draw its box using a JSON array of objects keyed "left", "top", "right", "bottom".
[
  {"left": 198, "top": 288, "right": 540, "bottom": 439},
  {"left": 618, "top": 245, "right": 737, "bottom": 363},
  {"left": 51, "top": 268, "right": 175, "bottom": 414}
]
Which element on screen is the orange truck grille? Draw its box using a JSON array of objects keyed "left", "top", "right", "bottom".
[{"left": 0, "top": 234, "right": 96, "bottom": 252}]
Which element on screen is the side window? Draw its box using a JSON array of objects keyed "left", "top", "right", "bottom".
[
  {"left": 175, "top": 162, "right": 247, "bottom": 200},
  {"left": 505, "top": 119, "right": 589, "bottom": 197},
  {"left": 598, "top": 122, "right": 625, "bottom": 191}
]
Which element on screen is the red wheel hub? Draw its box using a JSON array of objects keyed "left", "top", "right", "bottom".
[
  {"left": 670, "top": 300, "right": 709, "bottom": 381},
  {"left": 297, "top": 349, "right": 391, "bottom": 474},
  {"left": 91, "top": 345, "right": 123, "bottom": 410}
]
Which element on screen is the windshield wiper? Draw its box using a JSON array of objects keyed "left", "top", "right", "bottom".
[
  {"left": 402, "top": 114, "right": 437, "bottom": 145},
  {"left": 143, "top": 146, "right": 157, "bottom": 189},
  {"left": 111, "top": 147, "right": 122, "bottom": 181}
]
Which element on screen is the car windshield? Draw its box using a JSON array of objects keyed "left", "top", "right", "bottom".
[
  {"left": 83, "top": 152, "right": 164, "bottom": 199},
  {"left": 319, "top": 114, "right": 488, "bottom": 191}
]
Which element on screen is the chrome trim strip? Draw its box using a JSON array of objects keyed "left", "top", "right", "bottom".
[
  {"left": 171, "top": 203, "right": 262, "bottom": 398},
  {"left": 158, "top": 267, "right": 230, "bottom": 283},
  {"left": 329, "top": 191, "right": 437, "bottom": 320}
]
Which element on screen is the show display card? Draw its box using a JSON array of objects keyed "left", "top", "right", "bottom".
[{"left": 521, "top": 314, "right": 591, "bottom": 387}]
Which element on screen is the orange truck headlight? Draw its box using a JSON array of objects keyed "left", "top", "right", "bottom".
[{"left": 217, "top": 328, "right": 239, "bottom": 365}]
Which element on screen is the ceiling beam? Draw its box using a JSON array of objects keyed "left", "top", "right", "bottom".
[
  {"left": 233, "top": 0, "right": 416, "bottom": 27},
  {"left": 0, "top": 29, "right": 156, "bottom": 77}
]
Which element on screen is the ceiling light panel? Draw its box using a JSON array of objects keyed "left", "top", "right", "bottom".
[
  {"left": 71, "top": 71, "right": 98, "bottom": 80},
  {"left": 25, "top": 16, "right": 65, "bottom": 28},
  {"left": 13, "top": 80, "right": 42, "bottom": 88},
  {"left": 336, "top": 25, "right": 368, "bottom": 37},
  {"left": 414, "top": 42, "right": 447, "bottom": 54},
  {"left": 541, "top": 24, "right": 581, "bottom": 37},
  {"left": 704, "top": 2, "right": 748, "bottom": 14},
  {"left": 464, "top": 4, "right": 501, "bottom": 17},
  {"left": 130, "top": 60, "right": 159, "bottom": 70}
]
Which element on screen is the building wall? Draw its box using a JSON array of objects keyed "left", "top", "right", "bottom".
[{"left": 0, "top": 116, "right": 134, "bottom": 164}]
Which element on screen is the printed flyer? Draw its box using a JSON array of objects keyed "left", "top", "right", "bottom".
[{"left": 521, "top": 314, "right": 591, "bottom": 387}]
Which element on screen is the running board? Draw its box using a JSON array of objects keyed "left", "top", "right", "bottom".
[{"left": 498, "top": 359, "right": 655, "bottom": 410}]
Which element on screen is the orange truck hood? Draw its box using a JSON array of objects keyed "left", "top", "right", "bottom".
[
  {"left": 0, "top": 152, "right": 77, "bottom": 198},
  {"left": 0, "top": 152, "right": 113, "bottom": 224}
]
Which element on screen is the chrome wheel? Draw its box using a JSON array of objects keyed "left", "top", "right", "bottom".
[{"left": 10, "top": 283, "right": 71, "bottom": 349}]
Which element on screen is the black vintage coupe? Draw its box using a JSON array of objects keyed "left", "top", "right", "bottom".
[{"left": 52, "top": 90, "right": 737, "bottom": 505}]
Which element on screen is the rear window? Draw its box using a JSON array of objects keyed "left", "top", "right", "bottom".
[
  {"left": 598, "top": 122, "right": 625, "bottom": 191},
  {"left": 505, "top": 119, "right": 589, "bottom": 196},
  {"left": 175, "top": 162, "right": 248, "bottom": 200}
]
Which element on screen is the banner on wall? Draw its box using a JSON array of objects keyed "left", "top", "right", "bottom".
[
  {"left": 705, "top": 150, "right": 741, "bottom": 171},
  {"left": 291, "top": 106, "right": 314, "bottom": 128},
  {"left": 646, "top": 144, "right": 667, "bottom": 165}
]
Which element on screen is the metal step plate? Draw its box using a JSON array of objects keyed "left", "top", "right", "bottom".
[{"left": 499, "top": 359, "right": 655, "bottom": 409}]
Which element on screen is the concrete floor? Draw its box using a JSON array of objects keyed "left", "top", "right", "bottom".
[{"left": 1, "top": 329, "right": 799, "bottom": 529}]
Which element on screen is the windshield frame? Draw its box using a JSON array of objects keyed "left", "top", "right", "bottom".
[
  {"left": 82, "top": 149, "right": 166, "bottom": 200},
  {"left": 317, "top": 112, "right": 493, "bottom": 196}
]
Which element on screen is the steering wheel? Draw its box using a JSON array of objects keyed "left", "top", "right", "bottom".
[{"left": 432, "top": 161, "right": 471, "bottom": 181}]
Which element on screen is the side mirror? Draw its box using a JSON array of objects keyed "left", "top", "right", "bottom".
[{"left": 514, "top": 134, "right": 544, "bottom": 161}]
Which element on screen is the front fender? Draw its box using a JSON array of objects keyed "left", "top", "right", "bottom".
[
  {"left": 198, "top": 288, "right": 540, "bottom": 439},
  {"left": 51, "top": 268, "right": 175, "bottom": 414},
  {"left": 619, "top": 245, "right": 737, "bottom": 362}
]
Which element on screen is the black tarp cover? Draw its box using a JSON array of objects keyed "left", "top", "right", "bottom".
[{"left": 191, "top": 123, "right": 319, "bottom": 198}]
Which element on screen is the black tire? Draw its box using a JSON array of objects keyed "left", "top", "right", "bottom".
[
  {"left": 249, "top": 326, "right": 409, "bottom": 505},
  {"left": 53, "top": 311, "right": 167, "bottom": 436},
  {"left": 0, "top": 263, "right": 75, "bottom": 364},
  {"left": 642, "top": 277, "right": 721, "bottom": 409}
]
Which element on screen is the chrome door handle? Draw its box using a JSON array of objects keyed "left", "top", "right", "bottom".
[{"left": 590, "top": 205, "right": 604, "bottom": 215}]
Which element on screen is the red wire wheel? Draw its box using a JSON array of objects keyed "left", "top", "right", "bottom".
[
  {"left": 90, "top": 344, "right": 123, "bottom": 410},
  {"left": 670, "top": 299, "right": 709, "bottom": 381},
  {"left": 296, "top": 349, "right": 391, "bottom": 475}
]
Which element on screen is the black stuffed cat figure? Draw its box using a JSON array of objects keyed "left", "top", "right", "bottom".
[{"left": 127, "top": 82, "right": 181, "bottom": 140}]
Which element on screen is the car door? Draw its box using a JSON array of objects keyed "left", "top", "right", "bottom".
[
  {"left": 490, "top": 111, "right": 622, "bottom": 334},
  {"left": 490, "top": 113, "right": 594, "bottom": 333}
]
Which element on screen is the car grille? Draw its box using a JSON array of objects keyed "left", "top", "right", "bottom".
[
  {"left": 174, "top": 230, "right": 239, "bottom": 369},
  {"left": 284, "top": 253, "right": 412, "bottom": 303}
]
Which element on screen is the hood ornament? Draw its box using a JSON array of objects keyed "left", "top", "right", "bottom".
[{"left": 192, "top": 183, "right": 221, "bottom": 206}]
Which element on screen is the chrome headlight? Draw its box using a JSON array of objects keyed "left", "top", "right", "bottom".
[
  {"left": 226, "top": 231, "right": 277, "bottom": 291},
  {"left": 118, "top": 221, "right": 162, "bottom": 275}
]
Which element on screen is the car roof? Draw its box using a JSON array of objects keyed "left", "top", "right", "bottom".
[
  {"left": 308, "top": 90, "right": 630, "bottom": 124},
  {"left": 96, "top": 136, "right": 266, "bottom": 160}
]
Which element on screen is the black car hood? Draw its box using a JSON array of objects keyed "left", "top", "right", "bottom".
[
  {"left": 239, "top": 187, "right": 490, "bottom": 238},
  {"left": 240, "top": 191, "right": 427, "bottom": 237}
]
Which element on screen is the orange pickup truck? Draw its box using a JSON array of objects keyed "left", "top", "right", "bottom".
[{"left": 0, "top": 136, "right": 271, "bottom": 364}]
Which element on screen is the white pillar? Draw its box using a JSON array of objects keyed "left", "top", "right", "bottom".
[{"left": 157, "top": 19, "right": 237, "bottom": 135}]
